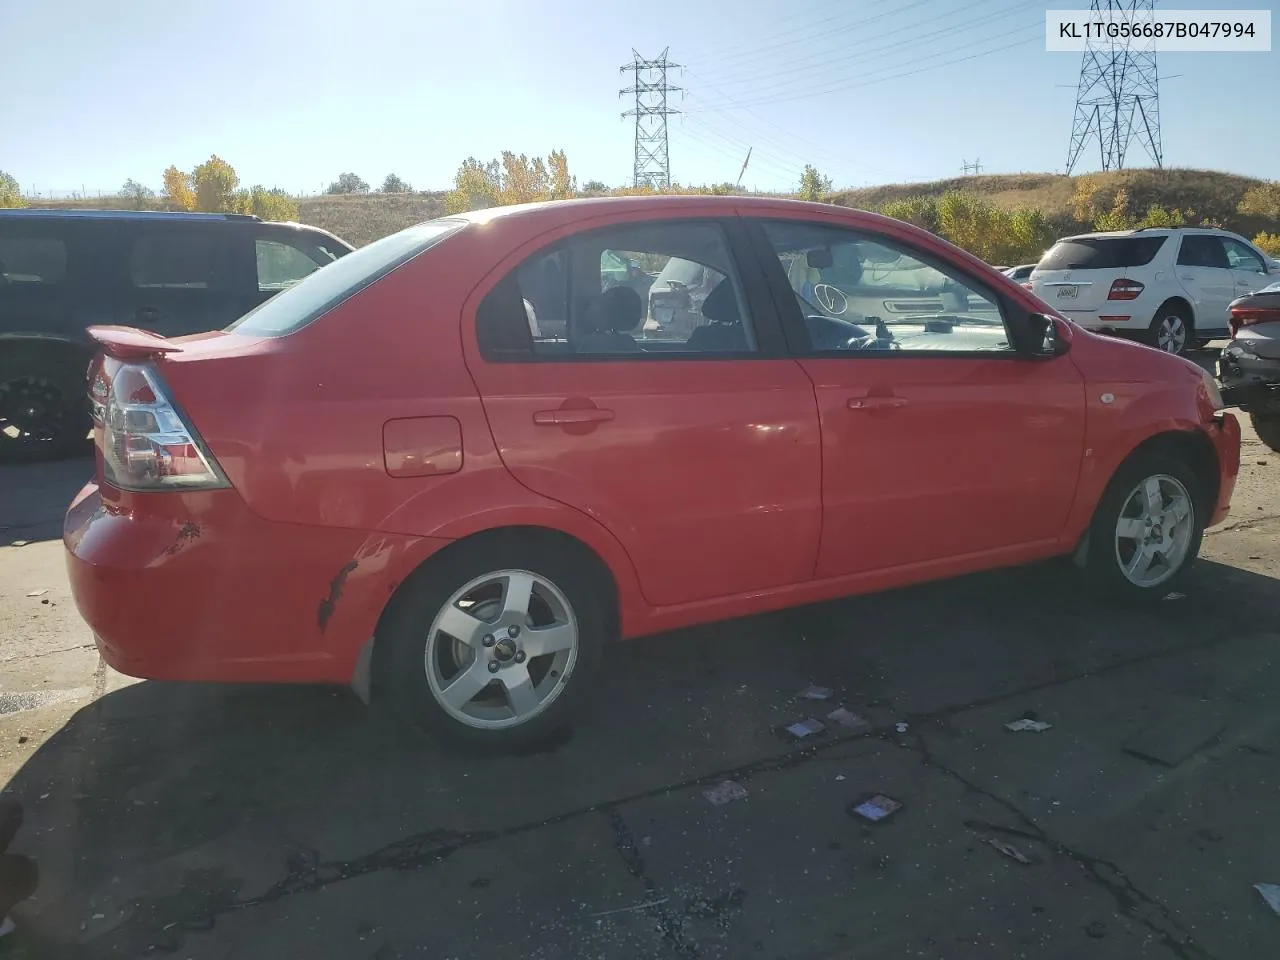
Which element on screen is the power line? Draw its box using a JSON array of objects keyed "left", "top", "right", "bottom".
[
  {"left": 684, "top": 31, "right": 1040, "bottom": 113},
  {"left": 1065, "top": 0, "right": 1163, "bottom": 173},
  {"left": 620, "top": 49, "right": 682, "bottom": 189}
]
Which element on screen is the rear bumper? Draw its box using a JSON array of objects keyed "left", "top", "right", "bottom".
[
  {"left": 64, "top": 481, "right": 448, "bottom": 684},
  {"left": 1205, "top": 413, "right": 1240, "bottom": 528},
  {"left": 1218, "top": 340, "right": 1280, "bottom": 412}
]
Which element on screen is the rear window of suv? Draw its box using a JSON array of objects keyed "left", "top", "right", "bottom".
[
  {"left": 228, "top": 219, "right": 467, "bottom": 336},
  {"left": 0, "top": 234, "right": 67, "bottom": 285},
  {"left": 1038, "top": 236, "right": 1167, "bottom": 271}
]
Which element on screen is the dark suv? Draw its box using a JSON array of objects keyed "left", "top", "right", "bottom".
[{"left": 0, "top": 209, "right": 353, "bottom": 461}]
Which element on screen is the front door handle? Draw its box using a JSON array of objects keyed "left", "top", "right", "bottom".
[
  {"left": 533, "top": 408, "right": 615, "bottom": 425},
  {"left": 847, "top": 397, "right": 908, "bottom": 411}
]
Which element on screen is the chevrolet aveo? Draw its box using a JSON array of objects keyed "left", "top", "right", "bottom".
[{"left": 64, "top": 196, "right": 1241, "bottom": 749}]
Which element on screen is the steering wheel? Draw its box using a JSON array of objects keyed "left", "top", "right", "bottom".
[{"left": 812, "top": 283, "right": 847, "bottom": 316}]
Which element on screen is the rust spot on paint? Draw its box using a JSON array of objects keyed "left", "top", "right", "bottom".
[
  {"left": 317, "top": 560, "right": 359, "bottom": 633},
  {"left": 163, "top": 521, "right": 202, "bottom": 556}
]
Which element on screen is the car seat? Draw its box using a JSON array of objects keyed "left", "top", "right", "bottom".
[
  {"left": 685, "top": 279, "right": 748, "bottom": 352},
  {"left": 575, "top": 286, "right": 643, "bottom": 353}
]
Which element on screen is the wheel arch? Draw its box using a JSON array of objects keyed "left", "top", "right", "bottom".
[
  {"left": 360, "top": 525, "right": 621, "bottom": 704},
  {"left": 1153, "top": 295, "right": 1194, "bottom": 329}
]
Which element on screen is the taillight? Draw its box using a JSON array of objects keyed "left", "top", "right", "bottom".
[
  {"left": 1108, "top": 279, "right": 1144, "bottom": 301},
  {"left": 1229, "top": 304, "right": 1280, "bottom": 337},
  {"left": 98, "top": 362, "right": 227, "bottom": 491}
]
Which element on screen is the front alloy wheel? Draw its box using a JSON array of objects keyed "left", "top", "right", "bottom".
[
  {"left": 1152, "top": 313, "right": 1188, "bottom": 355},
  {"left": 1113, "top": 474, "right": 1195, "bottom": 588}
]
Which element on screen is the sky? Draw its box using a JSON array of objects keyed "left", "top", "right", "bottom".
[{"left": 0, "top": 0, "right": 1275, "bottom": 198}]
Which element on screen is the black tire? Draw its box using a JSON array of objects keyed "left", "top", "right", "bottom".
[
  {"left": 0, "top": 348, "right": 92, "bottom": 464},
  {"left": 375, "top": 535, "right": 608, "bottom": 752},
  {"left": 1251, "top": 413, "right": 1280, "bottom": 454},
  {"left": 1081, "top": 451, "right": 1205, "bottom": 599},
  {"left": 1146, "top": 301, "right": 1194, "bottom": 357}
]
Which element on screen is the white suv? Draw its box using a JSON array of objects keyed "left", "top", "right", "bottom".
[{"left": 1029, "top": 228, "right": 1280, "bottom": 356}]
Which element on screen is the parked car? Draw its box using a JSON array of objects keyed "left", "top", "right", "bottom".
[
  {"left": 65, "top": 196, "right": 1240, "bottom": 750},
  {"left": 1028, "top": 227, "right": 1280, "bottom": 356},
  {"left": 0, "top": 209, "right": 353, "bottom": 462},
  {"left": 1004, "top": 263, "right": 1037, "bottom": 284},
  {"left": 1219, "top": 280, "right": 1280, "bottom": 452}
]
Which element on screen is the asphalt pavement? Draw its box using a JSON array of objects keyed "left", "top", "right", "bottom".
[{"left": 1, "top": 403, "right": 1279, "bottom": 959}]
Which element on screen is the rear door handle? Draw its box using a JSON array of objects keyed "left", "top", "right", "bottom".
[
  {"left": 533, "top": 408, "right": 615, "bottom": 425},
  {"left": 847, "top": 397, "right": 908, "bottom": 411}
]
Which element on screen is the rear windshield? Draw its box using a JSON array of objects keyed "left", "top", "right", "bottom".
[
  {"left": 1039, "top": 236, "right": 1167, "bottom": 271},
  {"left": 228, "top": 219, "right": 467, "bottom": 336}
]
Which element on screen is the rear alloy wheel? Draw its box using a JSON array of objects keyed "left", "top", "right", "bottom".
[
  {"left": 1147, "top": 306, "right": 1192, "bottom": 356},
  {"left": 378, "top": 542, "right": 606, "bottom": 750},
  {"left": 1082, "top": 452, "right": 1204, "bottom": 598}
]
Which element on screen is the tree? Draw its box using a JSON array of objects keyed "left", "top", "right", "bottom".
[
  {"left": 0, "top": 170, "right": 22, "bottom": 208},
  {"left": 162, "top": 165, "right": 196, "bottom": 211},
  {"left": 380, "top": 173, "right": 411, "bottom": 194},
  {"left": 190, "top": 155, "right": 239, "bottom": 213},
  {"left": 546, "top": 150, "right": 576, "bottom": 201},
  {"left": 1091, "top": 188, "right": 1135, "bottom": 232},
  {"left": 121, "top": 179, "right": 155, "bottom": 209},
  {"left": 235, "top": 185, "right": 298, "bottom": 222},
  {"left": 444, "top": 157, "right": 501, "bottom": 213},
  {"left": 1253, "top": 232, "right": 1280, "bottom": 257},
  {"left": 880, "top": 195, "right": 939, "bottom": 232},
  {"left": 327, "top": 172, "right": 369, "bottom": 194},
  {"left": 798, "top": 165, "right": 833, "bottom": 202},
  {"left": 498, "top": 152, "right": 550, "bottom": 205},
  {"left": 1069, "top": 175, "right": 1099, "bottom": 223},
  {"left": 1136, "top": 203, "right": 1186, "bottom": 229},
  {"left": 581, "top": 179, "right": 608, "bottom": 193},
  {"left": 1238, "top": 182, "right": 1280, "bottom": 220}
]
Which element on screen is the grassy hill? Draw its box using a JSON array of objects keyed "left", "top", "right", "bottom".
[{"left": 297, "top": 192, "right": 446, "bottom": 247}]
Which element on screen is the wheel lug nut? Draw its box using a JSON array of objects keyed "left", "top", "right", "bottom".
[
  {"left": 507, "top": 624, "right": 520, "bottom": 638},
  {"left": 487, "top": 661, "right": 500, "bottom": 673},
  {"left": 482, "top": 635, "right": 495, "bottom": 647},
  {"left": 514, "top": 651, "right": 526, "bottom": 664}
]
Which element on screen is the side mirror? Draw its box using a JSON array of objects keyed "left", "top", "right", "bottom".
[{"left": 1023, "top": 313, "right": 1071, "bottom": 359}]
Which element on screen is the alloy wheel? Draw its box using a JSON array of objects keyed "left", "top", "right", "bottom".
[
  {"left": 1155, "top": 315, "right": 1187, "bottom": 354},
  {"left": 1113, "top": 474, "right": 1194, "bottom": 588}
]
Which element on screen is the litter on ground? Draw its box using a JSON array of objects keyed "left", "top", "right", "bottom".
[
  {"left": 986, "top": 837, "right": 1034, "bottom": 864},
  {"left": 848, "top": 794, "right": 903, "bottom": 823},
  {"left": 26, "top": 590, "right": 48, "bottom": 598},
  {"left": 799, "top": 684, "right": 833, "bottom": 701},
  {"left": 826, "top": 707, "right": 870, "bottom": 730},
  {"left": 894, "top": 722, "right": 909, "bottom": 734},
  {"left": 784, "top": 718, "right": 826, "bottom": 739},
  {"left": 703, "top": 780, "right": 749, "bottom": 806},
  {"left": 1255, "top": 883, "right": 1280, "bottom": 915},
  {"left": 1005, "top": 718, "right": 1053, "bottom": 733}
]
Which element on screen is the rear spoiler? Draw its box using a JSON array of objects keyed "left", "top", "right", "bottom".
[{"left": 86, "top": 325, "right": 183, "bottom": 360}]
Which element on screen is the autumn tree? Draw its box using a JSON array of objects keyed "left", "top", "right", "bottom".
[
  {"left": 162, "top": 165, "right": 196, "bottom": 211},
  {"left": 121, "top": 179, "right": 155, "bottom": 209},
  {"left": 497, "top": 152, "right": 550, "bottom": 205},
  {"left": 548, "top": 150, "right": 576, "bottom": 200},
  {"left": 443, "top": 157, "right": 501, "bottom": 213},
  {"left": 581, "top": 179, "right": 608, "bottom": 193},
  {"left": 1068, "top": 175, "right": 1099, "bottom": 223},
  {"left": 1253, "top": 232, "right": 1280, "bottom": 257},
  {"left": 1091, "top": 188, "right": 1135, "bottom": 232},
  {"left": 1238, "top": 182, "right": 1280, "bottom": 220},
  {"left": 190, "top": 155, "right": 239, "bottom": 213},
  {"left": 235, "top": 185, "right": 298, "bottom": 222},
  {"left": 380, "top": 173, "right": 411, "bottom": 193},
  {"left": 327, "top": 172, "right": 369, "bottom": 194},
  {"left": 798, "top": 165, "right": 832, "bottom": 202},
  {"left": 0, "top": 170, "right": 22, "bottom": 208}
]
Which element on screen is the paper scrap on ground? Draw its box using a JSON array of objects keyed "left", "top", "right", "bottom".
[
  {"left": 703, "top": 780, "right": 749, "bottom": 806},
  {"left": 894, "top": 722, "right": 909, "bottom": 734},
  {"left": 785, "top": 718, "right": 826, "bottom": 739},
  {"left": 26, "top": 589, "right": 48, "bottom": 598},
  {"left": 799, "top": 684, "right": 833, "bottom": 701},
  {"left": 849, "top": 794, "right": 902, "bottom": 822},
  {"left": 827, "top": 707, "right": 869, "bottom": 730},
  {"left": 1164, "top": 591, "right": 1186, "bottom": 600},
  {"left": 1005, "top": 718, "right": 1053, "bottom": 733},
  {"left": 1255, "top": 883, "right": 1280, "bottom": 915},
  {"left": 986, "top": 837, "right": 1033, "bottom": 864}
]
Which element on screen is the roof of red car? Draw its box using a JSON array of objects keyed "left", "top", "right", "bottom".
[{"left": 450, "top": 193, "right": 878, "bottom": 225}]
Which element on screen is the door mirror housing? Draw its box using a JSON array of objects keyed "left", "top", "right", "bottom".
[{"left": 1021, "top": 313, "right": 1071, "bottom": 360}]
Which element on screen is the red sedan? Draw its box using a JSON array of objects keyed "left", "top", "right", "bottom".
[{"left": 64, "top": 196, "right": 1240, "bottom": 749}]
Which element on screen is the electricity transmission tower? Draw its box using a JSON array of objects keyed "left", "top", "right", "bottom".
[
  {"left": 1065, "top": 0, "right": 1163, "bottom": 174},
  {"left": 961, "top": 158, "right": 983, "bottom": 175},
  {"left": 620, "top": 49, "right": 681, "bottom": 189}
]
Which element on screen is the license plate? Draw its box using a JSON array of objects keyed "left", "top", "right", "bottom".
[{"left": 1055, "top": 285, "right": 1079, "bottom": 300}]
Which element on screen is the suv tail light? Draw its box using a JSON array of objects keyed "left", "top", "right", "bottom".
[
  {"left": 1107, "top": 279, "right": 1144, "bottom": 301},
  {"left": 1229, "top": 304, "right": 1280, "bottom": 337},
  {"left": 92, "top": 362, "right": 227, "bottom": 491}
]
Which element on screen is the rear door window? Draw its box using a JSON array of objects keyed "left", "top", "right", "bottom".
[
  {"left": 1038, "top": 236, "right": 1166, "bottom": 270},
  {"left": 0, "top": 232, "right": 67, "bottom": 285},
  {"left": 130, "top": 233, "right": 230, "bottom": 290}
]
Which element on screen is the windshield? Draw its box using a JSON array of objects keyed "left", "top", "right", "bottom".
[{"left": 229, "top": 219, "right": 467, "bottom": 336}]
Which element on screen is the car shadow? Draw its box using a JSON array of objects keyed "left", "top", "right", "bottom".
[
  {"left": 0, "top": 453, "right": 94, "bottom": 545},
  {"left": 3, "top": 555, "right": 1277, "bottom": 958}
]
